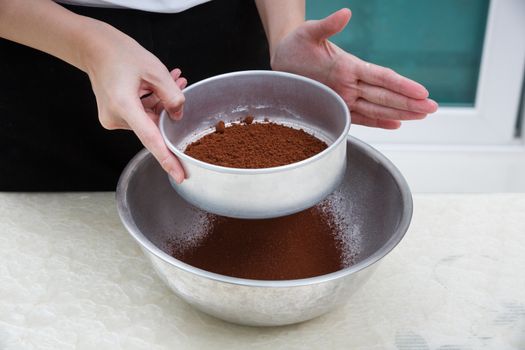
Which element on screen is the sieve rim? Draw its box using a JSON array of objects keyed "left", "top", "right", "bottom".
[{"left": 159, "top": 70, "right": 351, "bottom": 175}]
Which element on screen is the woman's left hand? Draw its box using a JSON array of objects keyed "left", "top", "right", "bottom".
[{"left": 271, "top": 8, "right": 438, "bottom": 129}]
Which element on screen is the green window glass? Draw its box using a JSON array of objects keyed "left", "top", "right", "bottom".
[{"left": 306, "top": 0, "right": 490, "bottom": 106}]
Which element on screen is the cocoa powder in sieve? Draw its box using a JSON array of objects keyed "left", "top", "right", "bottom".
[
  {"left": 170, "top": 203, "right": 348, "bottom": 280},
  {"left": 184, "top": 118, "right": 327, "bottom": 168}
]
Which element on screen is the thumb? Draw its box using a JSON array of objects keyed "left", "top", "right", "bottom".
[
  {"left": 152, "top": 69, "right": 186, "bottom": 121},
  {"left": 305, "top": 8, "right": 351, "bottom": 41},
  {"left": 126, "top": 101, "right": 186, "bottom": 183}
]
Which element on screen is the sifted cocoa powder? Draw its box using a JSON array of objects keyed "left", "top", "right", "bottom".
[
  {"left": 184, "top": 119, "right": 327, "bottom": 168},
  {"left": 169, "top": 203, "right": 349, "bottom": 280}
]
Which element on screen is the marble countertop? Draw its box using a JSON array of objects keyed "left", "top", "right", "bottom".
[{"left": 0, "top": 193, "right": 524, "bottom": 349}]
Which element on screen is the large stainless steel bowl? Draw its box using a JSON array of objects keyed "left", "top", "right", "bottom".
[
  {"left": 116, "top": 136, "right": 413, "bottom": 327},
  {"left": 160, "top": 70, "right": 350, "bottom": 219}
]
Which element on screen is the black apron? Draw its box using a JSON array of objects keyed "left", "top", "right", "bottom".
[{"left": 0, "top": 0, "right": 270, "bottom": 191}]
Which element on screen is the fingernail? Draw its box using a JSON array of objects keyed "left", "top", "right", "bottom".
[
  {"left": 171, "top": 109, "right": 183, "bottom": 120},
  {"left": 428, "top": 99, "right": 439, "bottom": 110}
]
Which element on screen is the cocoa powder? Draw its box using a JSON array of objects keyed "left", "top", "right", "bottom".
[
  {"left": 169, "top": 203, "right": 349, "bottom": 280},
  {"left": 171, "top": 117, "right": 347, "bottom": 280},
  {"left": 184, "top": 119, "right": 327, "bottom": 168}
]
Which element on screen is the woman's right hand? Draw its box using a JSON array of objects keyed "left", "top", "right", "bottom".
[
  {"left": 82, "top": 23, "right": 188, "bottom": 183},
  {"left": 0, "top": 0, "right": 188, "bottom": 182}
]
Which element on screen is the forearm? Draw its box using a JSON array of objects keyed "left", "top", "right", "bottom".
[
  {"left": 255, "top": 0, "right": 305, "bottom": 59},
  {"left": 0, "top": 0, "right": 128, "bottom": 74}
]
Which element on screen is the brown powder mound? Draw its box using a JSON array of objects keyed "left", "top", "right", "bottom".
[
  {"left": 184, "top": 121, "right": 328, "bottom": 168},
  {"left": 170, "top": 205, "right": 346, "bottom": 280}
]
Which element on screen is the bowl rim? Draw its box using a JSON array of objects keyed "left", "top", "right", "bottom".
[
  {"left": 116, "top": 136, "right": 413, "bottom": 288},
  {"left": 159, "top": 70, "right": 351, "bottom": 174}
]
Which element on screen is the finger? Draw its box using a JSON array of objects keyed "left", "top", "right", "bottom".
[
  {"left": 145, "top": 100, "right": 166, "bottom": 119},
  {"left": 153, "top": 101, "right": 165, "bottom": 116},
  {"left": 141, "top": 82, "right": 187, "bottom": 116},
  {"left": 171, "top": 68, "right": 187, "bottom": 90},
  {"left": 176, "top": 77, "right": 187, "bottom": 90},
  {"left": 351, "top": 111, "right": 401, "bottom": 129},
  {"left": 126, "top": 102, "right": 186, "bottom": 183},
  {"left": 305, "top": 8, "right": 351, "bottom": 41},
  {"left": 358, "top": 81, "right": 438, "bottom": 113},
  {"left": 144, "top": 79, "right": 186, "bottom": 116},
  {"left": 170, "top": 68, "right": 182, "bottom": 80},
  {"left": 141, "top": 92, "right": 160, "bottom": 110},
  {"left": 139, "top": 88, "right": 153, "bottom": 98},
  {"left": 148, "top": 69, "right": 185, "bottom": 121},
  {"left": 143, "top": 72, "right": 186, "bottom": 116},
  {"left": 140, "top": 92, "right": 163, "bottom": 117},
  {"left": 358, "top": 62, "right": 429, "bottom": 99},
  {"left": 145, "top": 109, "right": 160, "bottom": 125},
  {"left": 352, "top": 98, "right": 428, "bottom": 121}
]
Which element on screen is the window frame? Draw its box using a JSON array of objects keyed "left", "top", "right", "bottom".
[{"left": 349, "top": 0, "right": 525, "bottom": 145}]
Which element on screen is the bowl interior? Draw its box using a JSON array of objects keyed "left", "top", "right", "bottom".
[
  {"left": 161, "top": 71, "right": 349, "bottom": 156},
  {"left": 118, "top": 137, "right": 412, "bottom": 284}
]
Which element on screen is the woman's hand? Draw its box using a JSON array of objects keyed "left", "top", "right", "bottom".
[
  {"left": 83, "top": 23, "right": 188, "bottom": 183},
  {"left": 271, "top": 8, "right": 438, "bottom": 129},
  {"left": 0, "top": 0, "right": 188, "bottom": 182}
]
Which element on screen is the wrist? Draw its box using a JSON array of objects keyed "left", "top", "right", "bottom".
[
  {"left": 255, "top": 0, "right": 305, "bottom": 63},
  {"left": 73, "top": 17, "right": 112, "bottom": 75},
  {"left": 74, "top": 17, "right": 128, "bottom": 76},
  {"left": 268, "top": 19, "right": 303, "bottom": 59}
]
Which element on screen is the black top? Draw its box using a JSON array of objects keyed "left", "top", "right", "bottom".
[{"left": 0, "top": 0, "right": 270, "bottom": 191}]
